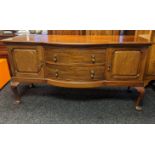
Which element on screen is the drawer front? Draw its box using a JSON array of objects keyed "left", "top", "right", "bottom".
[
  {"left": 45, "top": 47, "right": 106, "bottom": 64},
  {"left": 46, "top": 64, "right": 105, "bottom": 81}
]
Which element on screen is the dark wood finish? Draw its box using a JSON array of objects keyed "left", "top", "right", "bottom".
[{"left": 2, "top": 34, "right": 152, "bottom": 110}]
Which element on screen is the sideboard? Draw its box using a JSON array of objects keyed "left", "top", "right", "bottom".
[{"left": 2, "top": 34, "right": 152, "bottom": 111}]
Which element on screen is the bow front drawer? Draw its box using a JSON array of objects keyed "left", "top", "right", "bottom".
[
  {"left": 45, "top": 47, "right": 106, "bottom": 64},
  {"left": 45, "top": 64, "right": 105, "bottom": 81}
]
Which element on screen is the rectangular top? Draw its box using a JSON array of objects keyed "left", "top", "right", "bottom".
[{"left": 2, "top": 34, "right": 151, "bottom": 46}]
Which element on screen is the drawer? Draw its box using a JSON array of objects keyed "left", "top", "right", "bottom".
[
  {"left": 45, "top": 47, "right": 106, "bottom": 64},
  {"left": 46, "top": 64, "right": 105, "bottom": 81}
]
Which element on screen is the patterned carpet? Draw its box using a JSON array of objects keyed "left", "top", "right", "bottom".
[{"left": 0, "top": 83, "right": 155, "bottom": 124}]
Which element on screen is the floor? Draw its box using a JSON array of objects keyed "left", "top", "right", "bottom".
[{"left": 0, "top": 83, "right": 155, "bottom": 124}]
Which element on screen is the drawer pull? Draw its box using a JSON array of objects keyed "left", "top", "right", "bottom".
[
  {"left": 55, "top": 69, "right": 59, "bottom": 78},
  {"left": 90, "top": 70, "right": 95, "bottom": 79},
  {"left": 91, "top": 55, "right": 96, "bottom": 63},
  {"left": 53, "top": 55, "right": 57, "bottom": 62}
]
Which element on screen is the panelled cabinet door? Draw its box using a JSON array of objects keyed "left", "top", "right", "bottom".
[
  {"left": 106, "top": 48, "right": 147, "bottom": 80},
  {"left": 8, "top": 46, "right": 44, "bottom": 78}
]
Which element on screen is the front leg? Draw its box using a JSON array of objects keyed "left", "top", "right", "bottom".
[
  {"left": 10, "top": 81, "right": 21, "bottom": 104},
  {"left": 134, "top": 87, "right": 145, "bottom": 111}
]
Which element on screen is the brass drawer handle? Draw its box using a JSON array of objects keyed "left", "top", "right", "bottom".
[
  {"left": 55, "top": 69, "right": 59, "bottom": 78},
  {"left": 91, "top": 55, "right": 96, "bottom": 63},
  {"left": 90, "top": 70, "right": 95, "bottom": 79},
  {"left": 53, "top": 55, "right": 57, "bottom": 62}
]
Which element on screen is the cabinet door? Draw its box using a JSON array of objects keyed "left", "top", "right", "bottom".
[
  {"left": 9, "top": 46, "right": 44, "bottom": 78},
  {"left": 106, "top": 48, "right": 147, "bottom": 80}
]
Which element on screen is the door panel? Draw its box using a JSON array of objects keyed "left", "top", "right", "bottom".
[
  {"left": 106, "top": 48, "right": 147, "bottom": 80},
  {"left": 13, "top": 49, "right": 39, "bottom": 73},
  {"left": 112, "top": 51, "right": 141, "bottom": 76},
  {"left": 9, "top": 46, "right": 44, "bottom": 78}
]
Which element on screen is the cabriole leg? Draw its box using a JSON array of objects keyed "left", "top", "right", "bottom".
[
  {"left": 10, "top": 81, "right": 21, "bottom": 104},
  {"left": 134, "top": 87, "right": 145, "bottom": 111}
]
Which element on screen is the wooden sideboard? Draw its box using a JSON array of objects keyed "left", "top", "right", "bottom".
[{"left": 2, "top": 34, "right": 152, "bottom": 111}]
